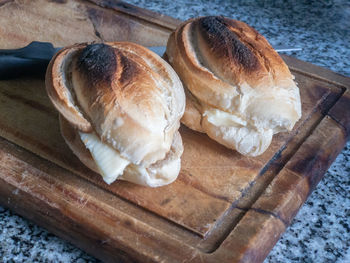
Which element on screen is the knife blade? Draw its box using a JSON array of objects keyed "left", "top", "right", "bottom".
[
  {"left": 0, "top": 41, "right": 301, "bottom": 80},
  {"left": 0, "top": 42, "right": 60, "bottom": 79},
  {"left": 144, "top": 46, "right": 302, "bottom": 56}
]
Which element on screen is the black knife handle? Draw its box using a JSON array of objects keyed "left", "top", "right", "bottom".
[{"left": 0, "top": 41, "right": 58, "bottom": 79}]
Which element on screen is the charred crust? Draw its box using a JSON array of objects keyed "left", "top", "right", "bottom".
[
  {"left": 197, "top": 16, "right": 258, "bottom": 71},
  {"left": 119, "top": 53, "right": 137, "bottom": 86},
  {"left": 77, "top": 43, "right": 116, "bottom": 85}
]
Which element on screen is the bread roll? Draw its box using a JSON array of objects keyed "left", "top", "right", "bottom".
[
  {"left": 46, "top": 42, "right": 185, "bottom": 187},
  {"left": 166, "top": 16, "right": 302, "bottom": 156}
]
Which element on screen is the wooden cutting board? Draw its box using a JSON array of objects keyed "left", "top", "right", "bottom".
[{"left": 0, "top": 0, "right": 349, "bottom": 262}]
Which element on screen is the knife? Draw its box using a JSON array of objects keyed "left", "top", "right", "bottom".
[{"left": 0, "top": 41, "right": 302, "bottom": 80}]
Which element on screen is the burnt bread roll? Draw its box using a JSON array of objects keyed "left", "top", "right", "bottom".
[
  {"left": 46, "top": 42, "right": 185, "bottom": 187},
  {"left": 166, "top": 16, "right": 302, "bottom": 156}
]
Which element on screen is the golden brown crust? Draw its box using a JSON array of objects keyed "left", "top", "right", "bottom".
[
  {"left": 45, "top": 44, "right": 92, "bottom": 132},
  {"left": 167, "top": 16, "right": 297, "bottom": 111},
  {"left": 194, "top": 17, "right": 292, "bottom": 87},
  {"left": 166, "top": 16, "right": 302, "bottom": 156},
  {"left": 46, "top": 42, "right": 185, "bottom": 166}
]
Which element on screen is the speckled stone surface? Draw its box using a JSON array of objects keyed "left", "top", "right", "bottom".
[{"left": 1, "top": 1, "right": 349, "bottom": 262}]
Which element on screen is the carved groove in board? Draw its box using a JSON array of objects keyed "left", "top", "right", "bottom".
[{"left": 238, "top": 206, "right": 289, "bottom": 227}]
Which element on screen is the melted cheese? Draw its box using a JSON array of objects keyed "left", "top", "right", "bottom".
[
  {"left": 79, "top": 132, "right": 130, "bottom": 184},
  {"left": 203, "top": 108, "right": 247, "bottom": 127}
]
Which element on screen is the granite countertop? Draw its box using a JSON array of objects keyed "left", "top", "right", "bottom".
[{"left": 1, "top": 0, "right": 349, "bottom": 262}]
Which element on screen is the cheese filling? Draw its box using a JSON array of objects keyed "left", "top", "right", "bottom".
[
  {"left": 79, "top": 132, "right": 130, "bottom": 184},
  {"left": 202, "top": 106, "right": 274, "bottom": 156},
  {"left": 203, "top": 108, "right": 247, "bottom": 127}
]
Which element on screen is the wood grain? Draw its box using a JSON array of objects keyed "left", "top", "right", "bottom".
[
  {"left": 0, "top": 0, "right": 170, "bottom": 48},
  {"left": 328, "top": 90, "right": 350, "bottom": 140},
  {"left": 0, "top": 0, "right": 349, "bottom": 262}
]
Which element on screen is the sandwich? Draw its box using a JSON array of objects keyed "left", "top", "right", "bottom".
[
  {"left": 165, "top": 16, "right": 302, "bottom": 156},
  {"left": 46, "top": 42, "right": 185, "bottom": 187}
]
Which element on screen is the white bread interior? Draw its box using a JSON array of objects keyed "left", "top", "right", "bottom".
[{"left": 60, "top": 115, "right": 183, "bottom": 187}]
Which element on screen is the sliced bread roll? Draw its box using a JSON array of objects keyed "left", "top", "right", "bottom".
[
  {"left": 46, "top": 42, "right": 185, "bottom": 187},
  {"left": 166, "top": 16, "right": 302, "bottom": 156}
]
